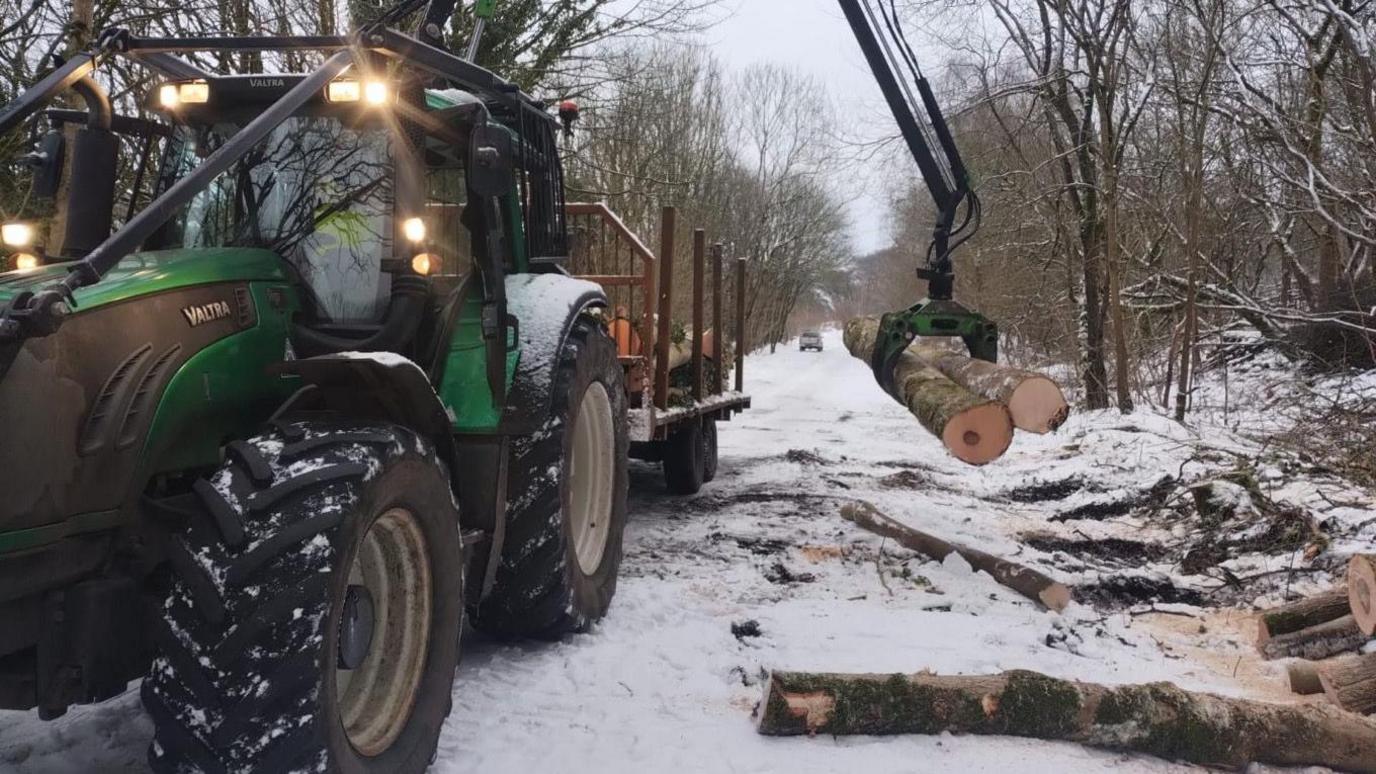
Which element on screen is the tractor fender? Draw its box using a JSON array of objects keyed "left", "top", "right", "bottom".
[
  {"left": 271, "top": 352, "right": 459, "bottom": 483},
  {"left": 501, "top": 272, "right": 609, "bottom": 435}
]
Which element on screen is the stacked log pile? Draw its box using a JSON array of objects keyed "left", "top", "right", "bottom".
[
  {"left": 843, "top": 317, "right": 1068, "bottom": 465},
  {"left": 1257, "top": 555, "right": 1376, "bottom": 716}
]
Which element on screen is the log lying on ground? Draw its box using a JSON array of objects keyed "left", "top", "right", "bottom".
[
  {"left": 757, "top": 669, "right": 1376, "bottom": 773},
  {"left": 1350, "top": 554, "right": 1376, "bottom": 636},
  {"left": 1258, "top": 614, "right": 1370, "bottom": 661},
  {"left": 1320, "top": 652, "right": 1376, "bottom": 714},
  {"left": 839, "top": 500, "right": 1071, "bottom": 611},
  {"left": 1257, "top": 590, "right": 1352, "bottom": 644},
  {"left": 910, "top": 343, "right": 1070, "bottom": 433},
  {"left": 844, "top": 319, "right": 1013, "bottom": 465}
]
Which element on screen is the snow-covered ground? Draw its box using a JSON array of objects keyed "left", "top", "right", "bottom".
[{"left": 3, "top": 328, "right": 1372, "bottom": 773}]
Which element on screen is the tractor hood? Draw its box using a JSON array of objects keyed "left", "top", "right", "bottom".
[{"left": 0, "top": 248, "right": 289, "bottom": 313}]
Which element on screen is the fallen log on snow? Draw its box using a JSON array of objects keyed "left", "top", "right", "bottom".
[
  {"left": 1257, "top": 590, "right": 1352, "bottom": 645},
  {"left": 1350, "top": 554, "right": 1376, "bottom": 636},
  {"left": 909, "top": 342, "right": 1069, "bottom": 433},
  {"left": 839, "top": 500, "right": 1071, "bottom": 612},
  {"left": 757, "top": 669, "right": 1376, "bottom": 772},
  {"left": 1320, "top": 651, "right": 1376, "bottom": 715},
  {"left": 843, "top": 318, "right": 1013, "bottom": 465},
  {"left": 1258, "top": 614, "right": 1370, "bottom": 661}
]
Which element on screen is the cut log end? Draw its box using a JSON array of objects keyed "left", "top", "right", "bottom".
[
  {"left": 1038, "top": 583, "right": 1073, "bottom": 613},
  {"left": 1349, "top": 555, "right": 1376, "bottom": 636},
  {"left": 1288, "top": 661, "right": 1326, "bottom": 695},
  {"left": 940, "top": 402, "right": 1015, "bottom": 465},
  {"left": 1007, "top": 376, "right": 1071, "bottom": 434}
]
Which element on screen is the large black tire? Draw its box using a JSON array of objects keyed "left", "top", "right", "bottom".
[
  {"left": 662, "top": 421, "right": 705, "bottom": 495},
  {"left": 702, "top": 419, "right": 719, "bottom": 483},
  {"left": 473, "top": 315, "right": 629, "bottom": 639},
  {"left": 143, "top": 422, "right": 464, "bottom": 774}
]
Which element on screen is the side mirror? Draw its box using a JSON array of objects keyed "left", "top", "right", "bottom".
[
  {"left": 26, "top": 130, "right": 65, "bottom": 199},
  {"left": 467, "top": 123, "right": 513, "bottom": 199},
  {"left": 47, "top": 125, "right": 117, "bottom": 258}
]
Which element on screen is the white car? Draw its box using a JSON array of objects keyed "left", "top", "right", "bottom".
[{"left": 800, "top": 331, "right": 823, "bottom": 352}]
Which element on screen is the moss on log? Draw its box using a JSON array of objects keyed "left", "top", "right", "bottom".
[{"left": 758, "top": 670, "right": 1376, "bottom": 772}]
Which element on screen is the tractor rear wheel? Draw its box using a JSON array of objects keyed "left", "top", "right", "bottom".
[
  {"left": 143, "top": 422, "right": 463, "bottom": 774},
  {"left": 473, "top": 315, "right": 628, "bottom": 639},
  {"left": 662, "top": 421, "right": 706, "bottom": 495}
]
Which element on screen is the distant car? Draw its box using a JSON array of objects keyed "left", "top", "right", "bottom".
[{"left": 800, "top": 331, "right": 823, "bottom": 352}]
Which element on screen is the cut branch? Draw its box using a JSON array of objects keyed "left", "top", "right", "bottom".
[
  {"left": 758, "top": 670, "right": 1376, "bottom": 772},
  {"left": 1257, "top": 590, "right": 1352, "bottom": 644},
  {"left": 1258, "top": 614, "right": 1370, "bottom": 661},
  {"left": 839, "top": 500, "right": 1071, "bottom": 611},
  {"left": 1320, "top": 652, "right": 1376, "bottom": 715}
]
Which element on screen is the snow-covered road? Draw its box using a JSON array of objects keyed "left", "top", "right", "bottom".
[{"left": 1, "top": 329, "right": 1352, "bottom": 773}]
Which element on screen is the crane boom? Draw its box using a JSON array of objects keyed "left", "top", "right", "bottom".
[
  {"left": 837, "top": 0, "right": 979, "bottom": 301},
  {"left": 837, "top": 0, "right": 998, "bottom": 396}
]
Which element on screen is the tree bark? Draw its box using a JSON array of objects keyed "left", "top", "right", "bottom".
[
  {"left": 1350, "top": 554, "right": 1376, "bottom": 635},
  {"left": 757, "top": 670, "right": 1376, "bottom": 772},
  {"left": 844, "top": 319, "right": 1014, "bottom": 465},
  {"left": 1258, "top": 614, "right": 1370, "bottom": 661},
  {"left": 910, "top": 343, "right": 1070, "bottom": 433},
  {"left": 1320, "top": 652, "right": 1376, "bottom": 715},
  {"left": 1256, "top": 590, "right": 1352, "bottom": 643},
  {"left": 839, "top": 500, "right": 1071, "bottom": 612}
]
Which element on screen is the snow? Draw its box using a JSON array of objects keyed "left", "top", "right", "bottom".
[
  {"left": 333, "top": 350, "right": 427, "bottom": 374},
  {"left": 0, "top": 328, "right": 1367, "bottom": 773}
]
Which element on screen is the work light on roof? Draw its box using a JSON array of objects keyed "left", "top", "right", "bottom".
[{"left": 158, "top": 81, "right": 210, "bottom": 108}]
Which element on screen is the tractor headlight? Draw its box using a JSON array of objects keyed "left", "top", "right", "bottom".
[
  {"left": 402, "top": 217, "right": 427, "bottom": 243},
  {"left": 12, "top": 252, "right": 39, "bottom": 271},
  {"left": 1, "top": 222, "right": 34, "bottom": 248},
  {"left": 411, "top": 253, "right": 437, "bottom": 276},
  {"left": 158, "top": 81, "right": 210, "bottom": 109},
  {"left": 326, "top": 79, "right": 390, "bottom": 105}
]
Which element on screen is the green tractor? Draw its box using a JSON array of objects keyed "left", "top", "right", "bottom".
[{"left": 0, "top": 4, "right": 629, "bottom": 772}]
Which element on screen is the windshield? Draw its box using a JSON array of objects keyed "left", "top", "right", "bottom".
[{"left": 160, "top": 116, "right": 395, "bottom": 322}]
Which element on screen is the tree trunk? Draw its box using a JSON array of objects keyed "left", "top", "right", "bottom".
[
  {"left": 910, "top": 344, "right": 1069, "bottom": 433},
  {"left": 844, "top": 319, "right": 1013, "bottom": 465},
  {"left": 839, "top": 500, "right": 1071, "bottom": 611},
  {"left": 1350, "top": 554, "right": 1376, "bottom": 635},
  {"left": 1320, "top": 652, "right": 1376, "bottom": 715},
  {"left": 757, "top": 670, "right": 1376, "bottom": 772},
  {"left": 1257, "top": 590, "right": 1352, "bottom": 643},
  {"left": 1258, "top": 614, "right": 1369, "bottom": 661}
]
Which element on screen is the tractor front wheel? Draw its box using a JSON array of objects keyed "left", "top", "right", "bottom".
[
  {"left": 473, "top": 315, "right": 629, "bottom": 639},
  {"left": 143, "top": 422, "right": 463, "bottom": 774}
]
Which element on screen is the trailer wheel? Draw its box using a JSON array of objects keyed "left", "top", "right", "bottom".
[
  {"left": 143, "top": 422, "right": 463, "bottom": 774},
  {"left": 662, "top": 420, "right": 706, "bottom": 495},
  {"left": 474, "top": 315, "right": 628, "bottom": 638},
  {"left": 702, "top": 419, "right": 719, "bottom": 483}
]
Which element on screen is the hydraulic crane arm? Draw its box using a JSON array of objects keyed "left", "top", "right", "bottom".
[{"left": 837, "top": 0, "right": 998, "bottom": 394}]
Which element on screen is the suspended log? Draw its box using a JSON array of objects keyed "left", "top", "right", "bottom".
[
  {"left": 1257, "top": 590, "right": 1351, "bottom": 644},
  {"left": 1258, "top": 614, "right": 1370, "bottom": 661},
  {"left": 844, "top": 318, "right": 1013, "bottom": 465},
  {"left": 839, "top": 500, "right": 1071, "bottom": 611},
  {"left": 757, "top": 669, "right": 1376, "bottom": 773},
  {"left": 1319, "top": 652, "right": 1376, "bottom": 715},
  {"left": 1350, "top": 554, "right": 1376, "bottom": 636},
  {"left": 910, "top": 343, "right": 1070, "bottom": 433}
]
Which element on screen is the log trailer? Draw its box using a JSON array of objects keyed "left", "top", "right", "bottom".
[{"left": 0, "top": 0, "right": 747, "bottom": 771}]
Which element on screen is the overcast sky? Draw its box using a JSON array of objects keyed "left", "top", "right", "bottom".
[{"left": 705, "top": 0, "right": 901, "bottom": 255}]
